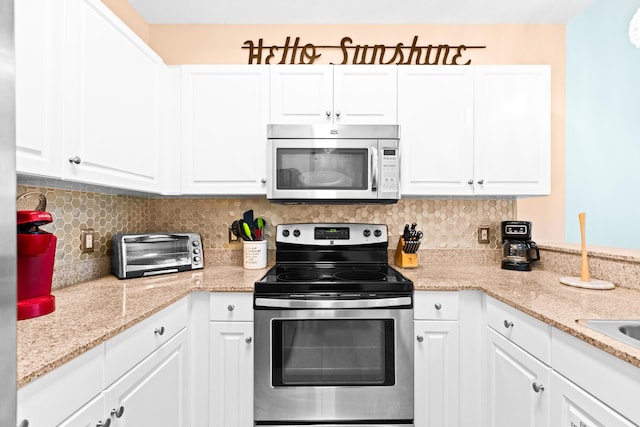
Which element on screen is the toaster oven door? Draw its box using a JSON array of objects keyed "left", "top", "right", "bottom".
[{"left": 123, "top": 234, "right": 192, "bottom": 275}]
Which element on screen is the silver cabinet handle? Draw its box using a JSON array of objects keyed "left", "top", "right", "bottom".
[
  {"left": 97, "top": 419, "right": 111, "bottom": 427},
  {"left": 111, "top": 406, "right": 125, "bottom": 418},
  {"left": 154, "top": 326, "right": 165, "bottom": 336},
  {"left": 227, "top": 304, "right": 235, "bottom": 311},
  {"left": 416, "top": 335, "right": 424, "bottom": 342},
  {"left": 434, "top": 303, "right": 442, "bottom": 310},
  {"left": 532, "top": 382, "right": 545, "bottom": 393},
  {"left": 245, "top": 336, "right": 252, "bottom": 344},
  {"left": 260, "top": 178, "right": 267, "bottom": 184},
  {"left": 68, "top": 156, "right": 82, "bottom": 165},
  {"left": 467, "top": 179, "right": 474, "bottom": 185},
  {"left": 504, "top": 320, "right": 514, "bottom": 329},
  {"left": 335, "top": 111, "right": 341, "bottom": 117},
  {"left": 17, "top": 421, "right": 29, "bottom": 427},
  {"left": 477, "top": 179, "right": 484, "bottom": 185},
  {"left": 325, "top": 110, "right": 331, "bottom": 117}
]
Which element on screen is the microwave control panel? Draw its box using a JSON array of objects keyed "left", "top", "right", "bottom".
[{"left": 380, "top": 148, "right": 399, "bottom": 192}]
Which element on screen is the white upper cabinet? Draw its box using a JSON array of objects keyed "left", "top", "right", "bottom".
[
  {"left": 62, "top": 0, "right": 165, "bottom": 193},
  {"left": 270, "top": 65, "right": 397, "bottom": 124},
  {"left": 399, "top": 65, "right": 551, "bottom": 197},
  {"left": 398, "top": 66, "right": 475, "bottom": 196},
  {"left": 473, "top": 65, "right": 551, "bottom": 196},
  {"left": 15, "top": 0, "right": 64, "bottom": 178},
  {"left": 180, "top": 65, "right": 270, "bottom": 195}
]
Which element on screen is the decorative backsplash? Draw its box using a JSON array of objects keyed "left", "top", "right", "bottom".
[{"left": 16, "top": 185, "right": 516, "bottom": 288}]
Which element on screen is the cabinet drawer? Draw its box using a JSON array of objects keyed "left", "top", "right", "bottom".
[
  {"left": 17, "top": 344, "right": 104, "bottom": 427},
  {"left": 551, "top": 371, "right": 637, "bottom": 427},
  {"left": 105, "top": 297, "right": 188, "bottom": 386},
  {"left": 414, "top": 291, "right": 459, "bottom": 320},
  {"left": 210, "top": 292, "right": 253, "bottom": 321},
  {"left": 485, "top": 296, "right": 550, "bottom": 364}
]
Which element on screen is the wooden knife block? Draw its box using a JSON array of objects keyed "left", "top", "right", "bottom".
[{"left": 395, "top": 238, "right": 418, "bottom": 268}]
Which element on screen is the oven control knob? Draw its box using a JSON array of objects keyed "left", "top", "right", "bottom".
[
  {"left": 192, "top": 240, "right": 200, "bottom": 247},
  {"left": 193, "top": 256, "right": 201, "bottom": 263},
  {"left": 193, "top": 248, "right": 201, "bottom": 254},
  {"left": 363, "top": 229, "right": 371, "bottom": 237},
  {"left": 374, "top": 229, "right": 382, "bottom": 237},
  {"left": 293, "top": 229, "right": 301, "bottom": 237},
  {"left": 282, "top": 229, "right": 290, "bottom": 237}
]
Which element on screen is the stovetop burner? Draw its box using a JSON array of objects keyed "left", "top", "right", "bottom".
[{"left": 254, "top": 223, "right": 413, "bottom": 295}]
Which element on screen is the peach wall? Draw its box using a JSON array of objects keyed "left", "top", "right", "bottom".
[
  {"left": 100, "top": 3, "right": 567, "bottom": 242},
  {"left": 101, "top": 0, "right": 150, "bottom": 44}
]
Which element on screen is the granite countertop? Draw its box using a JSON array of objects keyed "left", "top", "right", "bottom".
[{"left": 17, "top": 263, "right": 640, "bottom": 388}]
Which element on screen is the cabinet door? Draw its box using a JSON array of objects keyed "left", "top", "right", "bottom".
[
  {"left": 333, "top": 65, "right": 397, "bottom": 124},
  {"left": 63, "top": 0, "right": 163, "bottom": 192},
  {"left": 474, "top": 65, "right": 551, "bottom": 196},
  {"left": 57, "top": 394, "right": 106, "bottom": 427},
  {"left": 270, "top": 65, "right": 333, "bottom": 124},
  {"left": 398, "top": 66, "right": 474, "bottom": 196},
  {"left": 181, "top": 65, "right": 269, "bottom": 195},
  {"left": 104, "top": 330, "right": 188, "bottom": 427},
  {"left": 15, "top": 0, "right": 64, "bottom": 178},
  {"left": 209, "top": 322, "right": 253, "bottom": 427},
  {"left": 551, "top": 372, "right": 636, "bottom": 427},
  {"left": 485, "top": 327, "right": 550, "bottom": 427},
  {"left": 414, "top": 320, "right": 460, "bottom": 427}
]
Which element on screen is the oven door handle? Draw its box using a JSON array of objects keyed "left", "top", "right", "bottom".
[{"left": 254, "top": 296, "right": 412, "bottom": 309}]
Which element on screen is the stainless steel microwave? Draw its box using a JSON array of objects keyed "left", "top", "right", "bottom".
[
  {"left": 266, "top": 124, "right": 401, "bottom": 203},
  {"left": 111, "top": 233, "right": 204, "bottom": 279}
]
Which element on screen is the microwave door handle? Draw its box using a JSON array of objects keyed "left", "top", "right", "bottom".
[
  {"left": 371, "top": 147, "right": 378, "bottom": 192},
  {"left": 254, "top": 296, "right": 411, "bottom": 309}
]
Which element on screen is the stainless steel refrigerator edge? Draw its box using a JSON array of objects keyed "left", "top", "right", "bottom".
[{"left": 0, "top": 0, "right": 17, "bottom": 425}]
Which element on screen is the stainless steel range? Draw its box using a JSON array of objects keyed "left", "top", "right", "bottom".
[{"left": 254, "top": 223, "right": 414, "bottom": 427}]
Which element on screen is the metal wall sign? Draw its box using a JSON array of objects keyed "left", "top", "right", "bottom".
[{"left": 243, "top": 35, "right": 486, "bottom": 65}]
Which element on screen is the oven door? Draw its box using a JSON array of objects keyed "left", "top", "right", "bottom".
[{"left": 254, "top": 296, "right": 413, "bottom": 424}]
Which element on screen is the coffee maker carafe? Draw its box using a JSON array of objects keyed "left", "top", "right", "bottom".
[{"left": 501, "top": 221, "right": 540, "bottom": 271}]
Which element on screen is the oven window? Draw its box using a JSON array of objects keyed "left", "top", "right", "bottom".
[
  {"left": 276, "top": 148, "right": 368, "bottom": 190},
  {"left": 271, "top": 319, "right": 395, "bottom": 386}
]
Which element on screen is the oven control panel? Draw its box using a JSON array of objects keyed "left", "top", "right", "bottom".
[{"left": 277, "top": 223, "right": 388, "bottom": 245}]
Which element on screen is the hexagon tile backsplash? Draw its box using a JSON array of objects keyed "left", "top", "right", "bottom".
[{"left": 17, "top": 185, "right": 515, "bottom": 288}]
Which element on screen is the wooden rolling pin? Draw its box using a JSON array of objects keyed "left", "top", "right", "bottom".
[
  {"left": 560, "top": 212, "right": 614, "bottom": 289},
  {"left": 579, "top": 212, "right": 591, "bottom": 282}
]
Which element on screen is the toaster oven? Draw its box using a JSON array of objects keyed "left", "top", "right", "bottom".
[{"left": 111, "top": 233, "right": 204, "bottom": 279}]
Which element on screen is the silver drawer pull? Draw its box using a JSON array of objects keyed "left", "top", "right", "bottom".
[
  {"left": 504, "top": 320, "right": 514, "bottom": 329},
  {"left": 532, "top": 382, "right": 545, "bottom": 393},
  {"left": 111, "top": 406, "right": 125, "bottom": 418},
  {"left": 154, "top": 326, "right": 165, "bottom": 336},
  {"left": 245, "top": 336, "right": 252, "bottom": 344},
  {"left": 227, "top": 304, "right": 235, "bottom": 311},
  {"left": 416, "top": 335, "right": 424, "bottom": 342},
  {"left": 434, "top": 303, "right": 442, "bottom": 310},
  {"left": 97, "top": 419, "right": 111, "bottom": 427}
]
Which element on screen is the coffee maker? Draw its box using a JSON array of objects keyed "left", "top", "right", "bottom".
[
  {"left": 501, "top": 220, "right": 540, "bottom": 271},
  {"left": 16, "top": 207, "right": 57, "bottom": 320}
]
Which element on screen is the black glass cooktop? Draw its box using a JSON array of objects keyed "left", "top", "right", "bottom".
[{"left": 255, "top": 263, "right": 413, "bottom": 294}]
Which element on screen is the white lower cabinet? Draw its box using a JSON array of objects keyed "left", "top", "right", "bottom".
[
  {"left": 414, "top": 291, "right": 461, "bottom": 427},
  {"left": 17, "top": 345, "right": 104, "bottom": 427},
  {"left": 414, "top": 320, "right": 460, "bottom": 427},
  {"left": 209, "top": 293, "right": 254, "bottom": 427},
  {"left": 551, "top": 372, "right": 636, "bottom": 427},
  {"left": 485, "top": 327, "right": 550, "bottom": 427},
  {"left": 57, "top": 394, "right": 108, "bottom": 427},
  {"left": 104, "top": 329, "right": 189, "bottom": 427}
]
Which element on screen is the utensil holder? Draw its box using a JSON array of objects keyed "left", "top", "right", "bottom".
[
  {"left": 243, "top": 240, "right": 267, "bottom": 269},
  {"left": 395, "top": 238, "right": 418, "bottom": 269}
]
